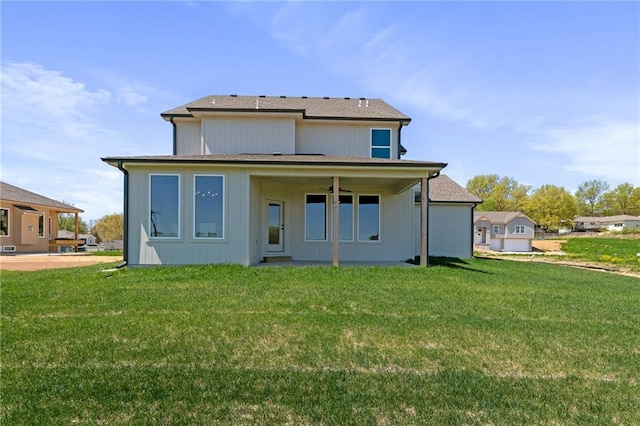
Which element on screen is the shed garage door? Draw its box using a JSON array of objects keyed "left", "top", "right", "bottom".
[{"left": 503, "top": 239, "right": 531, "bottom": 252}]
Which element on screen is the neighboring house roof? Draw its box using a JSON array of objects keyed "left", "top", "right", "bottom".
[
  {"left": 429, "top": 175, "right": 481, "bottom": 203},
  {"left": 474, "top": 211, "right": 535, "bottom": 225},
  {"left": 102, "top": 154, "right": 446, "bottom": 169},
  {"left": 58, "top": 230, "right": 95, "bottom": 239},
  {"left": 0, "top": 181, "right": 83, "bottom": 213},
  {"left": 574, "top": 215, "right": 640, "bottom": 223},
  {"left": 161, "top": 95, "right": 411, "bottom": 122}
]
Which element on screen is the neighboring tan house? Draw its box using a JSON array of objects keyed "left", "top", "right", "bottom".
[
  {"left": 0, "top": 181, "right": 84, "bottom": 253},
  {"left": 474, "top": 211, "right": 535, "bottom": 252},
  {"left": 574, "top": 215, "right": 640, "bottom": 232},
  {"left": 102, "top": 94, "right": 478, "bottom": 267}
]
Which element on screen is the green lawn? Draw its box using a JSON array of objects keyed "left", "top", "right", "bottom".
[
  {"left": 561, "top": 237, "right": 640, "bottom": 272},
  {"left": 2, "top": 260, "right": 639, "bottom": 424}
]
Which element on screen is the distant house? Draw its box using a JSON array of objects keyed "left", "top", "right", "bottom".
[
  {"left": 0, "top": 182, "right": 84, "bottom": 253},
  {"left": 574, "top": 215, "right": 640, "bottom": 232},
  {"left": 474, "top": 211, "right": 535, "bottom": 252},
  {"left": 58, "top": 230, "right": 97, "bottom": 248}
]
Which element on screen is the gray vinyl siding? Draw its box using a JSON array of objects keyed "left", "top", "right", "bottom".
[
  {"left": 414, "top": 203, "right": 474, "bottom": 258},
  {"left": 126, "top": 166, "right": 251, "bottom": 266},
  {"left": 295, "top": 122, "right": 397, "bottom": 159},
  {"left": 175, "top": 122, "right": 202, "bottom": 155},
  {"left": 202, "top": 117, "right": 295, "bottom": 155},
  {"left": 504, "top": 217, "right": 535, "bottom": 239}
]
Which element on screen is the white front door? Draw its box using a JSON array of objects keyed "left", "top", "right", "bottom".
[{"left": 267, "top": 200, "right": 284, "bottom": 252}]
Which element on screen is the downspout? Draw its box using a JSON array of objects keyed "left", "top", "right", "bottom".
[
  {"left": 169, "top": 115, "right": 177, "bottom": 155},
  {"left": 116, "top": 161, "right": 129, "bottom": 268},
  {"left": 471, "top": 202, "right": 479, "bottom": 258},
  {"left": 397, "top": 121, "right": 403, "bottom": 159},
  {"left": 425, "top": 171, "right": 441, "bottom": 266}
]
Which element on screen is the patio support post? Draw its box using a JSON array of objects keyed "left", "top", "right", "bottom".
[
  {"left": 420, "top": 177, "right": 428, "bottom": 267},
  {"left": 332, "top": 176, "right": 339, "bottom": 267},
  {"left": 74, "top": 213, "right": 79, "bottom": 253}
]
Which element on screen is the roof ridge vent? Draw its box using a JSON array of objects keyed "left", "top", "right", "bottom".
[
  {"left": 259, "top": 95, "right": 266, "bottom": 98},
  {"left": 301, "top": 96, "right": 308, "bottom": 98},
  {"left": 323, "top": 96, "right": 329, "bottom": 99},
  {"left": 280, "top": 95, "right": 286, "bottom": 98},
  {"left": 230, "top": 94, "right": 238, "bottom": 97}
]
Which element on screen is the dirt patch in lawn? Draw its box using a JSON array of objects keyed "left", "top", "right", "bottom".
[
  {"left": 532, "top": 239, "right": 565, "bottom": 252},
  {"left": 0, "top": 254, "right": 123, "bottom": 271}
]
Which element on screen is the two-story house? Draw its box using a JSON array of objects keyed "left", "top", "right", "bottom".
[{"left": 102, "top": 95, "right": 479, "bottom": 267}]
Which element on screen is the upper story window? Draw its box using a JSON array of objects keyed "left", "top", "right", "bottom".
[
  {"left": 150, "top": 174, "right": 180, "bottom": 238},
  {"left": 194, "top": 175, "right": 224, "bottom": 239},
  {"left": 515, "top": 225, "right": 525, "bottom": 234},
  {"left": 371, "top": 129, "right": 391, "bottom": 159},
  {"left": 0, "top": 208, "right": 8, "bottom": 236}
]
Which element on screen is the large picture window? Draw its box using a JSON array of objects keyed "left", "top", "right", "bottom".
[
  {"left": 150, "top": 174, "right": 180, "bottom": 238},
  {"left": 371, "top": 129, "right": 391, "bottom": 159},
  {"left": 358, "top": 195, "right": 380, "bottom": 241},
  {"left": 305, "top": 194, "right": 327, "bottom": 241},
  {"left": 194, "top": 175, "right": 224, "bottom": 239},
  {"left": 0, "top": 208, "right": 8, "bottom": 236},
  {"left": 338, "top": 194, "right": 354, "bottom": 241}
]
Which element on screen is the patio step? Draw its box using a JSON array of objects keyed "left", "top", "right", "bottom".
[{"left": 263, "top": 255, "right": 292, "bottom": 263}]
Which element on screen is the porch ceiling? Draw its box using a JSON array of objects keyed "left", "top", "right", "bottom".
[{"left": 258, "top": 176, "right": 420, "bottom": 194}]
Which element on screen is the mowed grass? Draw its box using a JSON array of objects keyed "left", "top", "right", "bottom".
[
  {"left": 2, "top": 260, "right": 639, "bottom": 424},
  {"left": 561, "top": 237, "right": 640, "bottom": 272}
]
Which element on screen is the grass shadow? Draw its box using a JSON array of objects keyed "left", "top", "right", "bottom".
[{"left": 408, "top": 256, "right": 491, "bottom": 274}]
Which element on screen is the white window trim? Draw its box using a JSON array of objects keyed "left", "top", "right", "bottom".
[
  {"left": 370, "top": 128, "right": 392, "bottom": 159},
  {"left": 193, "top": 174, "right": 225, "bottom": 240},
  {"left": 149, "top": 173, "right": 181, "bottom": 240},
  {"left": 1, "top": 208, "right": 9, "bottom": 237},
  {"left": 304, "top": 193, "right": 328, "bottom": 242},
  {"left": 515, "top": 225, "right": 526, "bottom": 234},
  {"left": 357, "top": 194, "right": 381, "bottom": 243},
  {"left": 492, "top": 225, "right": 500, "bottom": 235}
]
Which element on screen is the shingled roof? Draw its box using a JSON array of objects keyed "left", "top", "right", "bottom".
[
  {"left": 473, "top": 211, "right": 534, "bottom": 224},
  {"left": 161, "top": 95, "right": 411, "bottom": 122},
  {"left": 102, "top": 154, "right": 446, "bottom": 168},
  {"left": 0, "top": 181, "right": 83, "bottom": 213},
  {"left": 429, "top": 175, "right": 481, "bottom": 203}
]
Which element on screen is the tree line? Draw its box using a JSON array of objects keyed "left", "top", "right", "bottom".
[
  {"left": 466, "top": 175, "right": 640, "bottom": 231},
  {"left": 58, "top": 213, "right": 123, "bottom": 243}
]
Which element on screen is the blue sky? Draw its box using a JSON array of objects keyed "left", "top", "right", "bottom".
[{"left": 2, "top": 1, "right": 638, "bottom": 222}]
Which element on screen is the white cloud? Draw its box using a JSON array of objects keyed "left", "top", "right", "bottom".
[
  {"left": 531, "top": 117, "right": 640, "bottom": 185},
  {"left": 0, "top": 62, "right": 165, "bottom": 221},
  {"left": 266, "top": 3, "right": 506, "bottom": 130}
]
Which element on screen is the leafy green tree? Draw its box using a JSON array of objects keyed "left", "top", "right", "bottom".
[
  {"left": 56, "top": 201, "right": 88, "bottom": 233},
  {"left": 91, "top": 213, "right": 124, "bottom": 243},
  {"left": 602, "top": 183, "right": 636, "bottom": 215},
  {"left": 629, "top": 187, "right": 640, "bottom": 216},
  {"left": 524, "top": 185, "right": 578, "bottom": 231},
  {"left": 575, "top": 179, "right": 609, "bottom": 216},
  {"left": 466, "top": 174, "right": 530, "bottom": 211}
]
